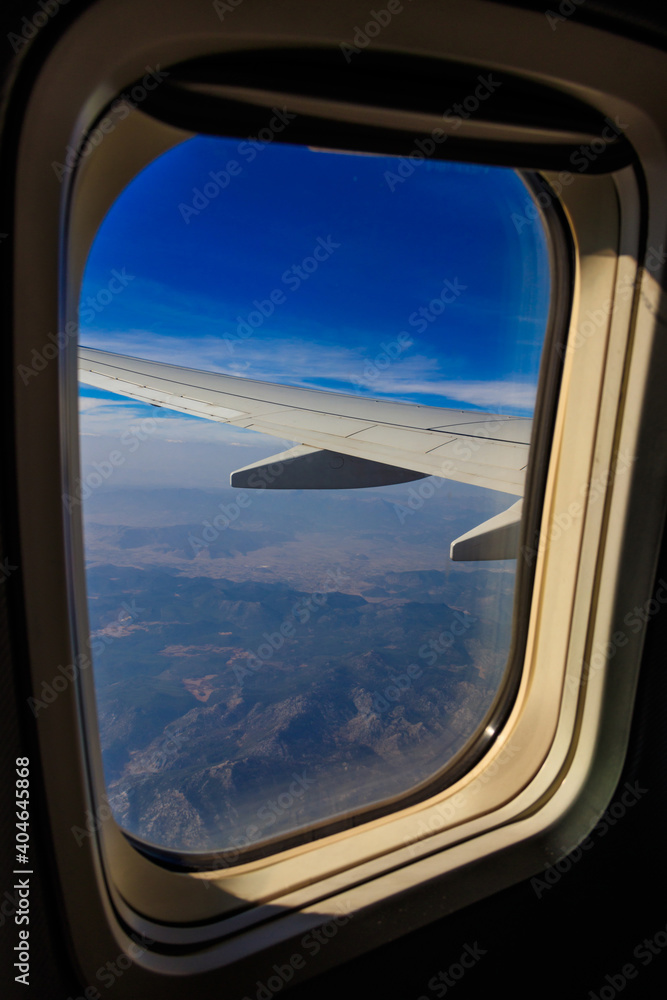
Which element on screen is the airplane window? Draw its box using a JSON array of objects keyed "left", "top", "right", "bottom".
[{"left": 76, "top": 137, "right": 550, "bottom": 858}]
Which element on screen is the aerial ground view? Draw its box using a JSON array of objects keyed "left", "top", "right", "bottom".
[{"left": 77, "top": 136, "right": 549, "bottom": 855}]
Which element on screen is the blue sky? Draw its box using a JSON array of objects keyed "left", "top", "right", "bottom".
[
  {"left": 80, "top": 137, "right": 549, "bottom": 397},
  {"left": 78, "top": 137, "right": 550, "bottom": 488}
]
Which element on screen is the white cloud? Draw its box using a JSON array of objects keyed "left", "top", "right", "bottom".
[
  {"left": 80, "top": 333, "right": 536, "bottom": 407},
  {"left": 355, "top": 375, "right": 537, "bottom": 410},
  {"left": 80, "top": 330, "right": 370, "bottom": 386},
  {"left": 438, "top": 380, "right": 536, "bottom": 409},
  {"left": 78, "top": 391, "right": 296, "bottom": 450}
]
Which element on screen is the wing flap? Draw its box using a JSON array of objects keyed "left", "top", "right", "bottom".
[{"left": 231, "top": 445, "right": 429, "bottom": 490}]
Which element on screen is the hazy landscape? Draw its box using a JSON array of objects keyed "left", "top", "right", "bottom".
[{"left": 83, "top": 483, "right": 516, "bottom": 854}]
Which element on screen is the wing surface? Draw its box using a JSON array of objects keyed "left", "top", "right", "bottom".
[{"left": 78, "top": 347, "right": 530, "bottom": 497}]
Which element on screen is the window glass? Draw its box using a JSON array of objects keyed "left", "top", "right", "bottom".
[{"left": 77, "top": 137, "right": 550, "bottom": 855}]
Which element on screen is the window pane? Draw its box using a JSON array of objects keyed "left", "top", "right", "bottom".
[{"left": 77, "top": 137, "right": 550, "bottom": 855}]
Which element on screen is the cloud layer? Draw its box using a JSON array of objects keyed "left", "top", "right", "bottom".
[{"left": 80, "top": 331, "right": 537, "bottom": 412}]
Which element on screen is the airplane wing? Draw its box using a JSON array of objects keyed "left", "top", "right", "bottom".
[{"left": 78, "top": 347, "right": 530, "bottom": 559}]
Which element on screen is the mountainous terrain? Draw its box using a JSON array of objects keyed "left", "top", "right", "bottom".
[{"left": 83, "top": 485, "right": 516, "bottom": 854}]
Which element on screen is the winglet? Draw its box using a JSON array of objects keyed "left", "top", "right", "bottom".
[{"left": 450, "top": 499, "right": 523, "bottom": 561}]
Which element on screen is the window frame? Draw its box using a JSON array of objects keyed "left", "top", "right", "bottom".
[
  {"left": 72, "top": 114, "right": 567, "bottom": 873},
  {"left": 10, "top": 0, "right": 667, "bottom": 993}
]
